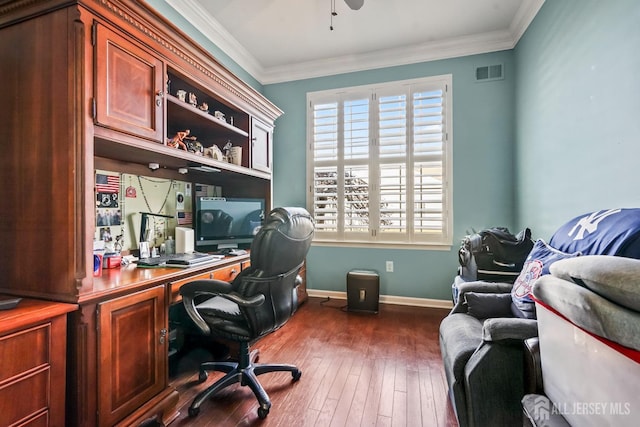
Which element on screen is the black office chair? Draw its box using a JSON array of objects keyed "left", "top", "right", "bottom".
[{"left": 180, "top": 207, "right": 314, "bottom": 419}]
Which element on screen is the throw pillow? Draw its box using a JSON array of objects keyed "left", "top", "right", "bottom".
[
  {"left": 511, "top": 239, "right": 581, "bottom": 318},
  {"left": 464, "top": 292, "right": 513, "bottom": 319},
  {"left": 549, "top": 208, "right": 640, "bottom": 258},
  {"left": 550, "top": 255, "right": 640, "bottom": 312}
]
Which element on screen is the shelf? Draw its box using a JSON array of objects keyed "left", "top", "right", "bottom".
[
  {"left": 94, "top": 135, "right": 270, "bottom": 181},
  {"left": 167, "top": 95, "right": 248, "bottom": 141}
]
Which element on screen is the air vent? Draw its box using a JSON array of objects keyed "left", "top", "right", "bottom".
[{"left": 475, "top": 64, "right": 503, "bottom": 82}]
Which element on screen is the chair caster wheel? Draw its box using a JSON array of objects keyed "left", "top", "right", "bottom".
[
  {"left": 292, "top": 369, "right": 302, "bottom": 381},
  {"left": 188, "top": 406, "right": 200, "bottom": 418},
  {"left": 257, "top": 405, "right": 270, "bottom": 419},
  {"left": 198, "top": 371, "right": 208, "bottom": 383}
]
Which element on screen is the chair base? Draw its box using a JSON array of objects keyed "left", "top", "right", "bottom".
[{"left": 188, "top": 343, "right": 301, "bottom": 419}]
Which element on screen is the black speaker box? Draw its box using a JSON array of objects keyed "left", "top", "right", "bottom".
[{"left": 346, "top": 270, "right": 379, "bottom": 314}]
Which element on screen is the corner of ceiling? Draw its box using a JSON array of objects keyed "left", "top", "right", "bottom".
[{"left": 509, "top": 0, "right": 546, "bottom": 46}]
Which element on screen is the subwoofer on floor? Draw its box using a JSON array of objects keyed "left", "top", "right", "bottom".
[{"left": 346, "top": 269, "right": 379, "bottom": 313}]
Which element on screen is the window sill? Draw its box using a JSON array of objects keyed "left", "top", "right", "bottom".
[{"left": 311, "top": 240, "right": 452, "bottom": 251}]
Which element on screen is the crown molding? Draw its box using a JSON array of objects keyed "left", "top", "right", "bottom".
[
  {"left": 168, "top": 0, "right": 545, "bottom": 85},
  {"left": 166, "top": 0, "right": 265, "bottom": 79},
  {"left": 510, "top": 0, "right": 546, "bottom": 43},
  {"left": 261, "top": 29, "right": 514, "bottom": 84}
]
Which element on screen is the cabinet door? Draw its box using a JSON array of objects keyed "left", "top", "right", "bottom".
[
  {"left": 95, "top": 23, "right": 164, "bottom": 142},
  {"left": 251, "top": 117, "right": 272, "bottom": 172},
  {"left": 97, "top": 285, "right": 167, "bottom": 427}
]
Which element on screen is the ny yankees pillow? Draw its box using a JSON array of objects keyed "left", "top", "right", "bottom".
[
  {"left": 511, "top": 239, "right": 581, "bottom": 318},
  {"left": 549, "top": 208, "right": 640, "bottom": 258}
]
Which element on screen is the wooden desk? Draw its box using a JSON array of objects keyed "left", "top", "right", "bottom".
[
  {"left": 0, "top": 298, "right": 77, "bottom": 427},
  {"left": 68, "top": 255, "right": 251, "bottom": 427}
]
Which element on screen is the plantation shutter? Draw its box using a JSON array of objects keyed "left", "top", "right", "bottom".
[{"left": 307, "top": 75, "right": 452, "bottom": 247}]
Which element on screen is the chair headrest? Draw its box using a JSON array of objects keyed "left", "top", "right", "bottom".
[{"left": 250, "top": 207, "right": 314, "bottom": 275}]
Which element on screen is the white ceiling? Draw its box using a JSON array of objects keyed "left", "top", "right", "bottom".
[{"left": 166, "top": 0, "right": 545, "bottom": 84}]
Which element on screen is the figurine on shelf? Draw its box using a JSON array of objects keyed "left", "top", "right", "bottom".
[
  {"left": 186, "top": 139, "right": 204, "bottom": 156},
  {"left": 167, "top": 129, "right": 195, "bottom": 151},
  {"left": 204, "top": 145, "right": 224, "bottom": 161},
  {"left": 188, "top": 92, "right": 197, "bottom": 107},
  {"left": 176, "top": 90, "right": 187, "bottom": 102},
  {"left": 198, "top": 102, "right": 209, "bottom": 113},
  {"left": 214, "top": 110, "right": 225, "bottom": 122},
  {"left": 222, "top": 141, "right": 233, "bottom": 161}
]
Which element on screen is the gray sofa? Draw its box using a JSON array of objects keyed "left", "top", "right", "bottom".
[
  {"left": 440, "top": 208, "right": 640, "bottom": 427},
  {"left": 440, "top": 280, "right": 538, "bottom": 427}
]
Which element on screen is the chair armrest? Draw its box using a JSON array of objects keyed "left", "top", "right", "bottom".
[
  {"left": 451, "top": 280, "right": 514, "bottom": 313},
  {"left": 179, "top": 279, "right": 234, "bottom": 297},
  {"left": 482, "top": 318, "right": 538, "bottom": 342},
  {"left": 179, "top": 279, "right": 234, "bottom": 335},
  {"left": 219, "top": 292, "right": 265, "bottom": 307}
]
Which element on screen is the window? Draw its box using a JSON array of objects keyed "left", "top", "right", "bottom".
[{"left": 307, "top": 75, "right": 452, "bottom": 248}]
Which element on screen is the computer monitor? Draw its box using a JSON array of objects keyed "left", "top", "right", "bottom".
[{"left": 194, "top": 197, "right": 265, "bottom": 250}]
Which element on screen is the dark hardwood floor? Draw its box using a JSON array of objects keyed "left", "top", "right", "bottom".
[{"left": 167, "top": 297, "right": 458, "bottom": 426}]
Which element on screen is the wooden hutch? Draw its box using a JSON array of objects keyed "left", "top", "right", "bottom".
[{"left": 0, "top": 0, "right": 292, "bottom": 425}]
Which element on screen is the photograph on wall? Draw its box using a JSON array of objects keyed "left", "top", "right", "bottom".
[{"left": 95, "top": 172, "right": 124, "bottom": 251}]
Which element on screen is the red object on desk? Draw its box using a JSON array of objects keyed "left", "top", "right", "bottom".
[{"left": 103, "top": 255, "right": 122, "bottom": 269}]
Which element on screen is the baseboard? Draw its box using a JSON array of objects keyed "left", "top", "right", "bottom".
[{"left": 307, "top": 289, "right": 453, "bottom": 310}]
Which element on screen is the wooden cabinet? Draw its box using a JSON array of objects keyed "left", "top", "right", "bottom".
[
  {"left": 0, "top": 298, "right": 76, "bottom": 427},
  {"left": 94, "top": 22, "right": 164, "bottom": 143},
  {"left": 0, "top": 1, "right": 282, "bottom": 426},
  {"left": 97, "top": 285, "right": 167, "bottom": 427},
  {"left": 251, "top": 117, "right": 273, "bottom": 172}
]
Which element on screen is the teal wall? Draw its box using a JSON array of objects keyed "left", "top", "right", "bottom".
[
  {"left": 264, "top": 52, "right": 517, "bottom": 300},
  {"left": 150, "top": 0, "right": 640, "bottom": 301},
  {"left": 514, "top": 0, "right": 640, "bottom": 238}
]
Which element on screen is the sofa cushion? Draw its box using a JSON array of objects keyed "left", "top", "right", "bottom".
[
  {"left": 532, "top": 275, "right": 640, "bottom": 351},
  {"left": 550, "top": 255, "right": 640, "bottom": 312},
  {"left": 511, "top": 240, "right": 581, "bottom": 319},
  {"left": 464, "top": 292, "right": 513, "bottom": 319}
]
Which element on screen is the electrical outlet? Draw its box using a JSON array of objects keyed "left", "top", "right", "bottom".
[{"left": 386, "top": 261, "right": 394, "bottom": 272}]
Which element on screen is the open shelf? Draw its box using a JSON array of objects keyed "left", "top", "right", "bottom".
[{"left": 166, "top": 95, "right": 248, "bottom": 140}]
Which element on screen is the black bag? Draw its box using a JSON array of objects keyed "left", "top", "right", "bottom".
[{"left": 458, "top": 227, "right": 534, "bottom": 283}]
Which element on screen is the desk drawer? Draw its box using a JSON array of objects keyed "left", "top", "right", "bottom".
[
  {"left": 0, "top": 324, "right": 49, "bottom": 383},
  {"left": 0, "top": 368, "right": 49, "bottom": 427},
  {"left": 171, "top": 263, "right": 242, "bottom": 303}
]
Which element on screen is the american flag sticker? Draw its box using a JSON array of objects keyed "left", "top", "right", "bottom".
[
  {"left": 177, "top": 211, "right": 193, "bottom": 225},
  {"left": 96, "top": 174, "right": 120, "bottom": 193}
]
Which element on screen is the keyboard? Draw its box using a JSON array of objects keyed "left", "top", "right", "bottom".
[
  {"left": 217, "top": 248, "right": 248, "bottom": 256},
  {"left": 136, "top": 252, "right": 221, "bottom": 267}
]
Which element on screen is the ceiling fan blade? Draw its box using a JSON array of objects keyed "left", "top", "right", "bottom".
[{"left": 344, "top": 0, "right": 364, "bottom": 10}]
